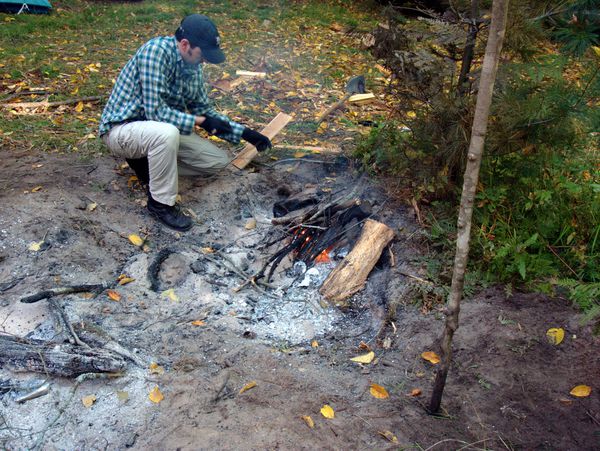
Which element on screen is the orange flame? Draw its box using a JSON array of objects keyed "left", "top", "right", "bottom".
[{"left": 315, "top": 248, "right": 332, "bottom": 264}]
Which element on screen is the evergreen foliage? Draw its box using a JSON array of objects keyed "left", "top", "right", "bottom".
[
  {"left": 549, "top": 0, "right": 600, "bottom": 56},
  {"left": 359, "top": 1, "right": 600, "bottom": 318}
]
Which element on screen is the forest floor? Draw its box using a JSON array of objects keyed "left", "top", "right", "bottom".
[{"left": 1, "top": 1, "right": 599, "bottom": 450}]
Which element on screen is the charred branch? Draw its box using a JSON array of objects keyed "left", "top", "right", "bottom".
[
  {"left": 0, "top": 334, "right": 126, "bottom": 377},
  {"left": 20, "top": 283, "right": 110, "bottom": 304}
]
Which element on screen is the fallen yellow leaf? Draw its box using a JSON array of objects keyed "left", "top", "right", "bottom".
[
  {"left": 201, "top": 247, "right": 215, "bottom": 254},
  {"left": 149, "top": 362, "right": 165, "bottom": 375},
  {"left": 86, "top": 202, "right": 97, "bottom": 212},
  {"left": 161, "top": 288, "right": 178, "bottom": 302},
  {"left": 350, "top": 351, "right": 375, "bottom": 364},
  {"left": 31, "top": 186, "right": 42, "bottom": 192},
  {"left": 128, "top": 234, "right": 144, "bottom": 247},
  {"left": 28, "top": 241, "right": 44, "bottom": 252},
  {"left": 74, "top": 101, "right": 84, "bottom": 112},
  {"left": 118, "top": 277, "right": 135, "bottom": 286},
  {"left": 320, "top": 404, "right": 335, "bottom": 419},
  {"left": 370, "top": 383, "right": 389, "bottom": 399},
  {"left": 191, "top": 320, "right": 206, "bottom": 326},
  {"left": 378, "top": 430, "right": 398, "bottom": 443},
  {"left": 301, "top": 415, "right": 315, "bottom": 428},
  {"left": 107, "top": 290, "right": 121, "bottom": 302},
  {"left": 592, "top": 46, "right": 600, "bottom": 58},
  {"left": 149, "top": 386, "right": 164, "bottom": 403},
  {"left": 293, "top": 151, "right": 306, "bottom": 158},
  {"left": 311, "top": 340, "right": 319, "bottom": 348},
  {"left": 570, "top": 385, "right": 592, "bottom": 398},
  {"left": 245, "top": 218, "right": 257, "bottom": 230},
  {"left": 239, "top": 381, "right": 257, "bottom": 394},
  {"left": 410, "top": 388, "right": 422, "bottom": 397},
  {"left": 546, "top": 327, "right": 565, "bottom": 345},
  {"left": 421, "top": 351, "right": 440, "bottom": 364},
  {"left": 81, "top": 394, "right": 96, "bottom": 408}
]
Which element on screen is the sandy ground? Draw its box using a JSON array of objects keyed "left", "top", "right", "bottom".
[{"left": 0, "top": 145, "right": 599, "bottom": 450}]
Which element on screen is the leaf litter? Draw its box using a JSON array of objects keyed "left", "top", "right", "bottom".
[{"left": 0, "top": 2, "right": 598, "bottom": 450}]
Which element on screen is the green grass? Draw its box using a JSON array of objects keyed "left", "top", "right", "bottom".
[{"left": 0, "top": 0, "right": 381, "bottom": 154}]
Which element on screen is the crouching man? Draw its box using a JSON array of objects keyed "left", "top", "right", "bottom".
[{"left": 99, "top": 14, "right": 271, "bottom": 231}]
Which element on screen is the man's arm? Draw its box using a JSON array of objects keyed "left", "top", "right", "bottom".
[{"left": 138, "top": 44, "right": 196, "bottom": 135}]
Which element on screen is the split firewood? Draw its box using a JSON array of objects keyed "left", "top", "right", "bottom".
[
  {"left": 231, "top": 112, "right": 293, "bottom": 169},
  {"left": 320, "top": 219, "right": 395, "bottom": 305},
  {"left": 348, "top": 93, "right": 376, "bottom": 104},
  {"left": 0, "top": 334, "right": 126, "bottom": 377},
  {"left": 235, "top": 70, "right": 266, "bottom": 78},
  {"left": 1, "top": 95, "right": 105, "bottom": 109}
]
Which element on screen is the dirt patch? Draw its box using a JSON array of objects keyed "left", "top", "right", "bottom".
[{"left": 1, "top": 147, "right": 598, "bottom": 449}]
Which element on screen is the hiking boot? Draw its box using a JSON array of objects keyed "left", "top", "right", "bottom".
[
  {"left": 147, "top": 196, "right": 193, "bottom": 231},
  {"left": 126, "top": 157, "right": 150, "bottom": 185}
]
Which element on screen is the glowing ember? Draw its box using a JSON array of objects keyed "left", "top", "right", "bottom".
[{"left": 314, "top": 247, "right": 333, "bottom": 264}]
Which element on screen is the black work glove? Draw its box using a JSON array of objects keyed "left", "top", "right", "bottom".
[
  {"left": 200, "top": 115, "right": 233, "bottom": 135},
  {"left": 242, "top": 127, "right": 272, "bottom": 152}
]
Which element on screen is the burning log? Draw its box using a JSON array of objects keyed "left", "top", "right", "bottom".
[
  {"left": 256, "top": 193, "right": 372, "bottom": 282},
  {"left": 0, "top": 334, "right": 126, "bottom": 377},
  {"left": 320, "top": 219, "right": 394, "bottom": 305}
]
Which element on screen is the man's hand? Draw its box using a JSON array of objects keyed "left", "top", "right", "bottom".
[
  {"left": 197, "top": 115, "right": 233, "bottom": 135},
  {"left": 242, "top": 128, "right": 272, "bottom": 152}
]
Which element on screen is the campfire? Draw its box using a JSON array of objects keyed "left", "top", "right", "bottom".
[{"left": 256, "top": 187, "right": 395, "bottom": 305}]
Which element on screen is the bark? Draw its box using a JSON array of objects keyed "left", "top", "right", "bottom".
[
  {"left": 319, "top": 219, "right": 394, "bottom": 305},
  {"left": 429, "top": 0, "right": 509, "bottom": 414},
  {"left": 0, "top": 334, "right": 126, "bottom": 377}
]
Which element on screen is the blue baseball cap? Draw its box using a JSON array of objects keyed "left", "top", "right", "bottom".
[{"left": 177, "top": 14, "right": 225, "bottom": 64}]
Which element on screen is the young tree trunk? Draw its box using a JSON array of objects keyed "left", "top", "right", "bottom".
[
  {"left": 457, "top": 0, "right": 481, "bottom": 97},
  {"left": 429, "top": 0, "right": 509, "bottom": 414}
]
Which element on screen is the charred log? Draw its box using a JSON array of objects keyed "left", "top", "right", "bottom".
[{"left": 0, "top": 334, "right": 126, "bottom": 377}]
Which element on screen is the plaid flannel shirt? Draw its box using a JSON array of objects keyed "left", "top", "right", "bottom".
[{"left": 99, "top": 36, "right": 244, "bottom": 143}]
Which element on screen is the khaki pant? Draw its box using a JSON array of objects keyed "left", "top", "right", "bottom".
[{"left": 102, "top": 121, "right": 229, "bottom": 206}]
